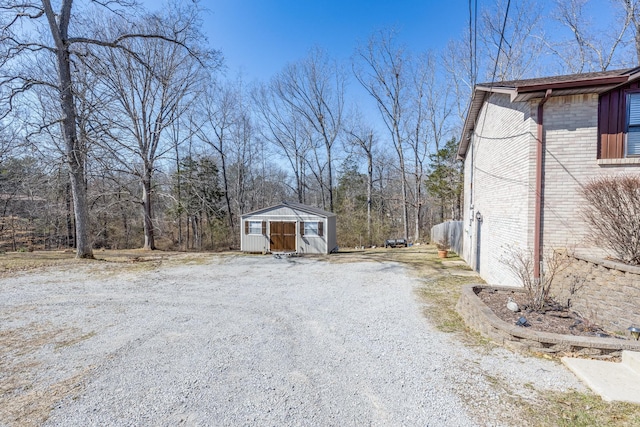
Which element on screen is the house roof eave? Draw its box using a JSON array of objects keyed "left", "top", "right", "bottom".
[
  {"left": 458, "top": 67, "right": 640, "bottom": 160},
  {"left": 458, "top": 88, "right": 489, "bottom": 160}
]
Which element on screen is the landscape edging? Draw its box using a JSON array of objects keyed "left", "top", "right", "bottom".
[{"left": 456, "top": 284, "right": 640, "bottom": 358}]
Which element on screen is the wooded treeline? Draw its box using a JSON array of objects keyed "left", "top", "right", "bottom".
[{"left": 0, "top": 0, "right": 638, "bottom": 254}]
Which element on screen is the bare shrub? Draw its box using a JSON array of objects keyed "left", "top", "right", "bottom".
[
  {"left": 500, "top": 246, "right": 570, "bottom": 311},
  {"left": 581, "top": 175, "right": 640, "bottom": 265},
  {"left": 435, "top": 234, "right": 450, "bottom": 251}
]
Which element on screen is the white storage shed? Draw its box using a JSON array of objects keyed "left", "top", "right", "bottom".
[{"left": 240, "top": 202, "right": 337, "bottom": 254}]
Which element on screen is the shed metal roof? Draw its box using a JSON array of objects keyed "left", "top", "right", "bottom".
[
  {"left": 241, "top": 201, "right": 336, "bottom": 219},
  {"left": 457, "top": 67, "right": 640, "bottom": 159}
]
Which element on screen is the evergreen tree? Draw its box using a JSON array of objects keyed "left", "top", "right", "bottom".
[{"left": 425, "top": 137, "right": 463, "bottom": 223}]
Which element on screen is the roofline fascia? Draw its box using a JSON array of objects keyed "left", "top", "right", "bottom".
[
  {"left": 458, "top": 72, "right": 637, "bottom": 161},
  {"left": 457, "top": 90, "right": 487, "bottom": 160},
  {"left": 515, "top": 75, "right": 630, "bottom": 93},
  {"left": 475, "top": 85, "right": 519, "bottom": 101},
  {"left": 601, "top": 70, "right": 640, "bottom": 93}
]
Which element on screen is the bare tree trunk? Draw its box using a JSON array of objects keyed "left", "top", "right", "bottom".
[
  {"left": 142, "top": 174, "right": 155, "bottom": 250},
  {"left": 366, "top": 147, "right": 373, "bottom": 246},
  {"left": 65, "top": 182, "right": 74, "bottom": 248},
  {"left": 220, "top": 152, "right": 234, "bottom": 232},
  {"left": 43, "top": 0, "right": 93, "bottom": 258},
  {"left": 326, "top": 147, "right": 334, "bottom": 212},
  {"left": 393, "top": 122, "right": 409, "bottom": 240},
  {"left": 414, "top": 170, "right": 421, "bottom": 242}
]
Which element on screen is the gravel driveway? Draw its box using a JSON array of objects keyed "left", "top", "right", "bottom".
[{"left": 0, "top": 254, "right": 584, "bottom": 426}]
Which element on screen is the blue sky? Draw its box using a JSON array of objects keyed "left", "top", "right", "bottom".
[
  {"left": 193, "top": 0, "right": 471, "bottom": 82},
  {"left": 138, "top": 1, "right": 626, "bottom": 84}
]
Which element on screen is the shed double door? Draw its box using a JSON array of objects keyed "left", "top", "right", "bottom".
[{"left": 270, "top": 221, "right": 296, "bottom": 252}]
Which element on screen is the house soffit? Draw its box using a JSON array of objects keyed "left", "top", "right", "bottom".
[{"left": 458, "top": 67, "right": 640, "bottom": 159}]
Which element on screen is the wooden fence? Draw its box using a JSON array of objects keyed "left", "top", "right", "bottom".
[{"left": 430, "top": 221, "right": 463, "bottom": 255}]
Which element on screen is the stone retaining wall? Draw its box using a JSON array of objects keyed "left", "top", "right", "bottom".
[
  {"left": 456, "top": 285, "right": 640, "bottom": 358},
  {"left": 552, "top": 255, "right": 640, "bottom": 333}
]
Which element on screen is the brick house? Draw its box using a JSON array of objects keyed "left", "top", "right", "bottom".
[{"left": 458, "top": 68, "right": 640, "bottom": 287}]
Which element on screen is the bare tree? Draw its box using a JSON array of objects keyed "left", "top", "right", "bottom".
[
  {"left": 406, "top": 51, "right": 453, "bottom": 241},
  {"left": 616, "top": 0, "right": 640, "bottom": 65},
  {"left": 195, "top": 80, "right": 239, "bottom": 234},
  {"left": 0, "top": 0, "right": 216, "bottom": 256},
  {"left": 442, "top": 39, "right": 474, "bottom": 127},
  {"left": 479, "top": 0, "right": 547, "bottom": 80},
  {"left": 91, "top": 10, "right": 214, "bottom": 250},
  {"left": 344, "top": 111, "right": 377, "bottom": 246},
  {"left": 228, "top": 104, "right": 257, "bottom": 224},
  {"left": 275, "top": 47, "right": 345, "bottom": 212},
  {"left": 253, "top": 82, "right": 311, "bottom": 203},
  {"left": 548, "top": 0, "right": 632, "bottom": 72},
  {"left": 196, "top": 78, "right": 259, "bottom": 245},
  {"left": 0, "top": 0, "right": 99, "bottom": 257},
  {"left": 353, "top": 29, "right": 410, "bottom": 240}
]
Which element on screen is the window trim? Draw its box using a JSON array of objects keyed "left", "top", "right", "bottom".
[
  {"left": 300, "top": 220, "right": 324, "bottom": 237},
  {"left": 303, "top": 221, "right": 319, "bottom": 237},
  {"left": 247, "top": 220, "right": 263, "bottom": 235},
  {"left": 626, "top": 90, "right": 640, "bottom": 158}
]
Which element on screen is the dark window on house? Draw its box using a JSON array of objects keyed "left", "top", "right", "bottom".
[
  {"left": 598, "top": 85, "right": 640, "bottom": 159},
  {"left": 627, "top": 92, "right": 640, "bottom": 156}
]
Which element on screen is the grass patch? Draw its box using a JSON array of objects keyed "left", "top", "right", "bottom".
[
  {"left": 0, "top": 322, "right": 92, "bottom": 427},
  {"left": 522, "top": 391, "right": 640, "bottom": 427},
  {"left": 0, "top": 251, "right": 85, "bottom": 275},
  {"left": 330, "top": 245, "right": 640, "bottom": 425},
  {"left": 0, "top": 249, "right": 221, "bottom": 277},
  {"left": 54, "top": 331, "right": 96, "bottom": 350}
]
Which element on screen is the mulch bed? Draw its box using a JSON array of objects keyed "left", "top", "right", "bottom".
[{"left": 476, "top": 288, "right": 615, "bottom": 338}]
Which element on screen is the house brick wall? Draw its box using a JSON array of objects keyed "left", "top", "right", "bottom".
[
  {"left": 462, "top": 93, "right": 535, "bottom": 286},
  {"left": 541, "top": 94, "right": 640, "bottom": 253},
  {"left": 463, "top": 91, "right": 640, "bottom": 288}
]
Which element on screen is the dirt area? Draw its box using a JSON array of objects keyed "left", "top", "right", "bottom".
[{"left": 476, "top": 288, "right": 616, "bottom": 338}]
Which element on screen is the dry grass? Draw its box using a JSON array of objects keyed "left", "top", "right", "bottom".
[
  {"left": 0, "top": 249, "right": 223, "bottom": 278},
  {"left": 520, "top": 391, "right": 640, "bottom": 427},
  {"left": 331, "top": 245, "right": 640, "bottom": 426},
  {"left": 0, "top": 322, "right": 93, "bottom": 427},
  {"left": 329, "top": 245, "right": 483, "bottom": 338}
]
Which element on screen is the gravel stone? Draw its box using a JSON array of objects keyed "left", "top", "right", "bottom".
[{"left": 0, "top": 255, "right": 584, "bottom": 426}]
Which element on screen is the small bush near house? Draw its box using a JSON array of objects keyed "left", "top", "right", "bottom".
[
  {"left": 581, "top": 175, "right": 640, "bottom": 265},
  {"left": 500, "top": 246, "right": 569, "bottom": 311}
]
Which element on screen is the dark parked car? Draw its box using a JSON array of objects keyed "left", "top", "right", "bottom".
[{"left": 384, "top": 238, "right": 408, "bottom": 248}]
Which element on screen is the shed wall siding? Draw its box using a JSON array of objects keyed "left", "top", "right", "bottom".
[
  {"left": 462, "top": 93, "right": 535, "bottom": 287},
  {"left": 240, "top": 205, "right": 336, "bottom": 254}
]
